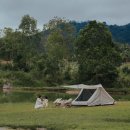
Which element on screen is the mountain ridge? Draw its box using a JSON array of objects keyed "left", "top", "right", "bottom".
[{"left": 70, "top": 21, "right": 130, "bottom": 44}]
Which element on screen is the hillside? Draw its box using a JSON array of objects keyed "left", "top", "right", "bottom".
[
  {"left": 109, "top": 24, "right": 130, "bottom": 43},
  {"left": 71, "top": 21, "right": 130, "bottom": 44},
  {"left": 0, "top": 16, "right": 129, "bottom": 88}
]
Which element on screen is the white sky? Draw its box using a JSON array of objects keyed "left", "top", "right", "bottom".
[{"left": 0, "top": 0, "right": 130, "bottom": 29}]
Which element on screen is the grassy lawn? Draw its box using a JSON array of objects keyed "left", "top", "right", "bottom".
[{"left": 0, "top": 102, "right": 130, "bottom": 130}]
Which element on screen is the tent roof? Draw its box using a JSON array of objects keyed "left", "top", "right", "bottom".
[{"left": 63, "top": 84, "right": 102, "bottom": 89}]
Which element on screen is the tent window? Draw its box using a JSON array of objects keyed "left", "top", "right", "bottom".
[{"left": 76, "top": 89, "right": 96, "bottom": 101}]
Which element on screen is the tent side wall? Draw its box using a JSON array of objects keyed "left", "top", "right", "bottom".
[
  {"left": 100, "top": 87, "right": 115, "bottom": 105},
  {"left": 72, "top": 87, "right": 115, "bottom": 106},
  {"left": 87, "top": 87, "right": 115, "bottom": 106},
  {"left": 87, "top": 88, "right": 101, "bottom": 106}
]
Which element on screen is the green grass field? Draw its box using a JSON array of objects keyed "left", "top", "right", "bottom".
[{"left": 0, "top": 101, "right": 130, "bottom": 130}]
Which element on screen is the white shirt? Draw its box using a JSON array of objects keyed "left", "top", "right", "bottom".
[
  {"left": 43, "top": 99, "right": 48, "bottom": 107},
  {"left": 34, "top": 98, "right": 43, "bottom": 109}
]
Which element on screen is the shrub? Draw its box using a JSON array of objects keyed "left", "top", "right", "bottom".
[
  {"left": 122, "top": 66, "right": 130, "bottom": 74},
  {"left": 13, "top": 71, "right": 37, "bottom": 87},
  {"left": 0, "top": 79, "right": 4, "bottom": 88}
]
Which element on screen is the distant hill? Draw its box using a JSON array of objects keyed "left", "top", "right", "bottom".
[
  {"left": 109, "top": 24, "right": 130, "bottom": 44},
  {"left": 70, "top": 21, "right": 130, "bottom": 44}
]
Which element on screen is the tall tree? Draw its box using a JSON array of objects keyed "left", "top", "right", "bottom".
[
  {"left": 18, "top": 15, "right": 41, "bottom": 71},
  {"left": 43, "top": 17, "right": 76, "bottom": 58},
  {"left": 42, "top": 17, "right": 77, "bottom": 84},
  {"left": 75, "top": 21, "right": 121, "bottom": 86},
  {"left": 19, "top": 15, "right": 37, "bottom": 36}
]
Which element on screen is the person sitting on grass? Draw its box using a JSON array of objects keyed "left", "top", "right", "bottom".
[
  {"left": 34, "top": 95, "right": 44, "bottom": 109},
  {"left": 43, "top": 96, "right": 48, "bottom": 108}
]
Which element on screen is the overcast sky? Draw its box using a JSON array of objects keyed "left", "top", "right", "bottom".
[{"left": 1, "top": 0, "right": 130, "bottom": 29}]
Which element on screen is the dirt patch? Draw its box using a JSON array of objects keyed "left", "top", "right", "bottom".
[
  {"left": 0, "top": 60, "right": 12, "bottom": 65},
  {"left": 66, "top": 90, "right": 80, "bottom": 95}
]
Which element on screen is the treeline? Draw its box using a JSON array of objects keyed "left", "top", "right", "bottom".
[
  {"left": 71, "top": 21, "right": 130, "bottom": 44},
  {"left": 109, "top": 24, "right": 130, "bottom": 44},
  {"left": 0, "top": 15, "right": 130, "bottom": 88}
]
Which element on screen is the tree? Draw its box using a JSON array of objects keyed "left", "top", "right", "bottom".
[
  {"left": 0, "top": 28, "right": 14, "bottom": 60},
  {"left": 19, "top": 15, "right": 37, "bottom": 36},
  {"left": 39, "top": 17, "right": 77, "bottom": 84},
  {"left": 43, "top": 17, "right": 76, "bottom": 58},
  {"left": 18, "top": 15, "right": 42, "bottom": 71},
  {"left": 75, "top": 21, "right": 121, "bottom": 86},
  {"left": 0, "top": 28, "right": 21, "bottom": 61},
  {"left": 116, "top": 43, "right": 130, "bottom": 62}
]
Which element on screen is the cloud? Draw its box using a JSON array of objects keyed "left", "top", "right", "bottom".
[{"left": 0, "top": 0, "right": 130, "bottom": 29}]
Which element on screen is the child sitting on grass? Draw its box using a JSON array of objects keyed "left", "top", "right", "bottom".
[
  {"left": 34, "top": 95, "right": 44, "bottom": 109},
  {"left": 43, "top": 96, "right": 48, "bottom": 108}
]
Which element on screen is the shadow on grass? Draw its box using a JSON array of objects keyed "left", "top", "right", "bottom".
[{"left": 104, "top": 118, "right": 130, "bottom": 123}]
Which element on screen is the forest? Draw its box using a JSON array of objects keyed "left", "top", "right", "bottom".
[{"left": 0, "top": 15, "right": 130, "bottom": 88}]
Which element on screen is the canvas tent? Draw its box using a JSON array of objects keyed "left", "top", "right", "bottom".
[{"left": 64, "top": 84, "right": 115, "bottom": 106}]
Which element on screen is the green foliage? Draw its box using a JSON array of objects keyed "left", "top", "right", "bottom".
[
  {"left": 46, "top": 31, "right": 68, "bottom": 60},
  {"left": 118, "top": 63, "right": 130, "bottom": 88},
  {"left": 19, "top": 14, "right": 37, "bottom": 36},
  {"left": 0, "top": 70, "right": 13, "bottom": 85},
  {"left": 43, "top": 17, "right": 76, "bottom": 57},
  {"left": 0, "top": 28, "right": 15, "bottom": 60},
  {"left": 109, "top": 23, "right": 130, "bottom": 43},
  {"left": 0, "top": 62, "right": 12, "bottom": 70},
  {"left": 122, "top": 66, "right": 130, "bottom": 74},
  {"left": 40, "top": 18, "right": 77, "bottom": 85},
  {"left": 12, "top": 71, "right": 36, "bottom": 86},
  {"left": 61, "top": 60, "right": 79, "bottom": 83},
  {"left": 75, "top": 21, "right": 121, "bottom": 86},
  {"left": 0, "top": 79, "right": 4, "bottom": 88},
  {"left": 0, "top": 90, "right": 74, "bottom": 103},
  {"left": 116, "top": 43, "right": 130, "bottom": 62},
  {"left": 0, "top": 16, "right": 127, "bottom": 88},
  {"left": 71, "top": 21, "right": 130, "bottom": 44}
]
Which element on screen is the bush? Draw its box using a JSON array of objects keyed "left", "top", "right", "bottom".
[
  {"left": 13, "top": 71, "right": 37, "bottom": 87},
  {"left": 0, "top": 79, "right": 4, "bottom": 88},
  {"left": 122, "top": 66, "right": 130, "bottom": 74},
  {"left": 61, "top": 60, "right": 79, "bottom": 83},
  {"left": 0, "top": 64, "right": 12, "bottom": 70}
]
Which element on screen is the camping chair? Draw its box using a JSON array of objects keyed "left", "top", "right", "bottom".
[
  {"left": 60, "top": 98, "right": 73, "bottom": 107},
  {"left": 53, "top": 98, "right": 62, "bottom": 106}
]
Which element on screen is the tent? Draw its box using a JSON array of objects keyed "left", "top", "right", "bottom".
[{"left": 64, "top": 84, "right": 115, "bottom": 106}]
